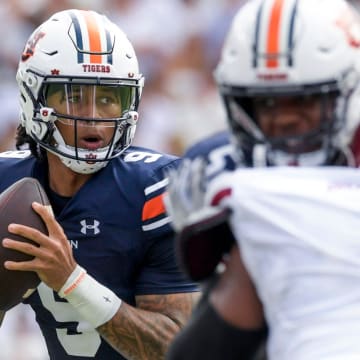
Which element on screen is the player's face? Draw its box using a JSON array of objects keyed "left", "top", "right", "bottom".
[
  {"left": 46, "top": 84, "right": 122, "bottom": 148},
  {"left": 254, "top": 95, "right": 326, "bottom": 138},
  {"left": 47, "top": 84, "right": 124, "bottom": 119},
  {"left": 253, "top": 94, "right": 335, "bottom": 153}
]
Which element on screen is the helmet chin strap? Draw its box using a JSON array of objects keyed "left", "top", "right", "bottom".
[
  {"left": 59, "top": 156, "right": 108, "bottom": 174},
  {"left": 50, "top": 126, "right": 113, "bottom": 174}
]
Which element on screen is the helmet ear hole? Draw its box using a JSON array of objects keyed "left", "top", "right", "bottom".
[{"left": 25, "top": 74, "right": 38, "bottom": 88}]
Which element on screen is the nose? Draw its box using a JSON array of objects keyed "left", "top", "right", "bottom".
[
  {"left": 271, "top": 111, "right": 304, "bottom": 137},
  {"left": 74, "top": 98, "right": 105, "bottom": 124},
  {"left": 73, "top": 102, "right": 100, "bottom": 128},
  {"left": 257, "top": 98, "right": 315, "bottom": 138},
  {"left": 76, "top": 100, "right": 97, "bottom": 117}
]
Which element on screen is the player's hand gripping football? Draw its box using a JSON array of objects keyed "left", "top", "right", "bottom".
[{"left": 3, "top": 202, "right": 77, "bottom": 292}]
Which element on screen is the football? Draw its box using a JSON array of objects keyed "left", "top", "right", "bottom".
[{"left": 0, "top": 177, "right": 50, "bottom": 311}]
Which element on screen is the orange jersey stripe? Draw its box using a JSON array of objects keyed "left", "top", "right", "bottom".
[
  {"left": 142, "top": 193, "right": 166, "bottom": 221},
  {"left": 266, "top": 0, "right": 285, "bottom": 68},
  {"left": 82, "top": 11, "right": 102, "bottom": 63}
]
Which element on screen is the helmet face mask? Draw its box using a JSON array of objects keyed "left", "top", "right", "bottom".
[
  {"left": 17, "top": 9, "right": 144, "bottom": 174},
  {"left": 223, "top": 85, "right": 342, "bottom": 166},
  {"left": 215, "top": 0, "right": 360, "bottom": 167}
]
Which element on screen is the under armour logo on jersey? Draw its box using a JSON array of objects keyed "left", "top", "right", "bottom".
[{"left": 80, "top": 219, "right": 100, "bottom": 235}]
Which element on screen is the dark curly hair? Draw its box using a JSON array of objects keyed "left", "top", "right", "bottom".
[{"left": 15, "top": 124, "right": 46, "bottom": 161}]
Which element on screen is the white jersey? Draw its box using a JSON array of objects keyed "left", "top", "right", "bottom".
[{"left": 207, "top": 166, "right": 360, "bottom": 360}]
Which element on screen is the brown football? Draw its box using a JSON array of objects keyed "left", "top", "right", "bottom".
[{"left": 0, "top": 177, "right": 50, "bottom": 311}]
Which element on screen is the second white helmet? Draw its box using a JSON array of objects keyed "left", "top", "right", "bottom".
[{"left": 215, "top": 0, "right": 360, "bottom": 167}]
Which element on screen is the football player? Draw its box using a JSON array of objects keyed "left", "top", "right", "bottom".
[
  {"left": 165, "top": 0, "right": 360, "bottom": 359},
  {"left": 0, "top": 9, "right": 199, "bottom": 360},
  {"left": 166, "top": 131, "right": 268, "bottom": 360}
]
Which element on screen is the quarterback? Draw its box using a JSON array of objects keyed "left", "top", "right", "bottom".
[{"left": 0, "top": 9, "right": 199, "bottom": 360}]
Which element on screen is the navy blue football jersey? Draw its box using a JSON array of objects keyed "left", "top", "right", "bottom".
[
  {"left": 0, "top": 146, "right": 198, "bottom": 359},
  {"left": 183, "top": 131, "right": 239, "bottom": 181}
]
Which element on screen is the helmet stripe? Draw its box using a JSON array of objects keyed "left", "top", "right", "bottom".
[
  {"left": 69, "top": 11, "right": 84, "bottom": 63},
  {"left": 254, "top": 0, "right": 298, "bottom": 69},
  {"left": 69, "top": 10, "right": 113, "bottom": 64},
  {"left": 253, "top": 2, "right": 264, "bottom": 67},
  {"left": 103, "top": 19, "right": 113, "bottom": 65},
  {"left": 82, "top": 10, "right": 102, "bottom": 63},
  {"left": 266, "top": 0, "right": 285, "bottom": 68},
  {"left": 287, "top": 0, "right": 298, "bottom": 66}
]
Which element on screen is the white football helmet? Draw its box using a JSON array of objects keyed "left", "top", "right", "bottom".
[
  {"left": 17, "top": 9, "right": 144, "bottom": 174},
  {"left": 215, "top": 0, "right": 360, "bottom": 167}
]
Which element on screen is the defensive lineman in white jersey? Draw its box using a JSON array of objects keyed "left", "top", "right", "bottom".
[
  {"left": 207, "top": 166, "right": 360, "bottom": 360},
  {"left": 165, "top": 0, "right": 360, "bottom": 359}
]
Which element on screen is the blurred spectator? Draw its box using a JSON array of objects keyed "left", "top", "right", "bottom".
[{"left": 0, "top": 87, "right": 19, "bottom": 152}]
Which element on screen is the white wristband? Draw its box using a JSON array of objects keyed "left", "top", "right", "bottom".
[{"left": 58, "top": 265, "right": 122, "bottom": 329}]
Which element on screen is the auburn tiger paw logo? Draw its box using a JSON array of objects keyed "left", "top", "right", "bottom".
[{"left": 21, "top": 30, "right": 45, "bottom": 61}]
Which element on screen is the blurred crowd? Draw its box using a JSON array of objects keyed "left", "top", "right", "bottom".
[
  {"left": 0, "top": 0, "right": 244, "bottom": 359},
  {"left": 0, "top": 0, "right": 245, "bottom": 156}
]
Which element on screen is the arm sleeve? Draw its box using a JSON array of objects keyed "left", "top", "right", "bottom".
[{"left": 166, "top": 299, "right": 268, "bottom": 360}]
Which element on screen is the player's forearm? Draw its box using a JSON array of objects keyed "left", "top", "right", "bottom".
[
  {"left": 98, "top": 301, "right": 184, "bottom": 360},
  {"left": 58, "top": 265, "right": 199, "bottom": 359}
]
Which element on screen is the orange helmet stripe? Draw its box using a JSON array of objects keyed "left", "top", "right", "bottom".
[
  {"left": 266, "top": 0, "right": 285, "bottom": 68},
  {"left": 82, "top": 10, "right": 102, "bottom": 64}
]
